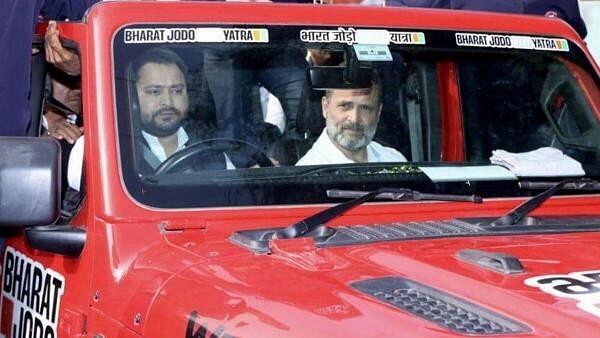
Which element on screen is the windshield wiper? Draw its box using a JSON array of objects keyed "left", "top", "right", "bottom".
[
  {"left": 491, "top": 178, "right": 600, "bottom": 226},
  {"left": 518, "top": 179, "right": 600, "bottom": 190},
  {"left": 273, "top": 188, "right": 482, "bottom": 239}
]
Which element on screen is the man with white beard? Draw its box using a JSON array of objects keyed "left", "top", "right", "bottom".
[{"left": 296, "top": 76, "right": 406, "bottom": 165}]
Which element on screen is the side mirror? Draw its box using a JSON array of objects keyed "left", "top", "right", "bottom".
[
  {"left": 309, "top": 66, "right": 375, "bottom": 90},
  {"left": 0, "top": 137, "right": 61, "bottom": 226}
]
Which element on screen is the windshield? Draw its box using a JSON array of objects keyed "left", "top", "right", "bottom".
[{"left": 113, "top": 25, "right": 600, "bottom": 208}]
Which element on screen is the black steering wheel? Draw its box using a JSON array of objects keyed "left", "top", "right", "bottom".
[{"left": 154, "top": 138, "right": 274, "bottom": 175}]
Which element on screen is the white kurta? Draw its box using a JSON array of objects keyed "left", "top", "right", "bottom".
[{"left": 296, "top": 128, "right": 407, "bottom": 166}]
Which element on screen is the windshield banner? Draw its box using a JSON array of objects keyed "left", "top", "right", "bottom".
[
  {"left": 124, "top": 27, "right": 269, "bottom": 44},
  {"left": 455, "top": 32, "right": 569, "bottom": 52},
  {"left": 300, "top": 28, "right": 426, "bottom": 46}
]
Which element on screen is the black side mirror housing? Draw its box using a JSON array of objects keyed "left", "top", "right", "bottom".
[
  {"left": 309, "top": 66, "right": 374, "bottom": 90},
  {"left": 0, "top": 137, "right": 61, "bottom": 226}
]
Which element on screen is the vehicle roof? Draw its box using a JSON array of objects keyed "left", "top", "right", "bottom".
[{"left": 86, "top": 0, "right": 582, "bottom": 42}]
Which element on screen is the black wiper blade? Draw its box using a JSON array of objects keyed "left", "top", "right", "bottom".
[
  {"left": 491, "top": 178, "right": 600, "bottom": 226},
  {"left": 327, "top": 189, "right": 483, "bottom": 202},
  {"left": 273, "top": 188, "right": 482, "bottom": 239},
  {"left": 519, "top": 178, "right": 600, "bottom": 190}
]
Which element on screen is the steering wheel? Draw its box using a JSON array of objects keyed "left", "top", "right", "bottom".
[{"left": 154, "top": 138, "right": 274, "bottom": 175}]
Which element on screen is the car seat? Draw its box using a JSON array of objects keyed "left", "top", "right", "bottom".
[
  {"left": 397, "top": 60, "right": 441, "bottom": 162},
  {"left": 461, "top": 58, "right": 547, "bottom": 161},
  {"left": 293, "top": 76, "right": 326, "bottom": 162}
]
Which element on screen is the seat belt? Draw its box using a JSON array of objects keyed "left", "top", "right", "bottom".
[
  {"left": 143, "top": 144, "right": 162, "bottom": 170},
  {"left": 405, "top": 74, "right": 424, "bottom": 162},
  {"left": 407, "top": 100, "right": 424, "bottom": 162}
]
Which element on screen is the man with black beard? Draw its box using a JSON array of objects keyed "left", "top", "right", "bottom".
[
  {"left": 296, "top": 77, "right": 407, "bottom": 165},
  {"left": 132, "top": 48, "right": 257, "bottom": 173},
  {"left": 130, "top": 48, "right": 206, "bottom": 173}
]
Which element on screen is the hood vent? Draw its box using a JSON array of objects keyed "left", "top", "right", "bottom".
[
  {"left": 323, "top": 220, "right": 483, "bottom": 246},
  {"left": 232, "top": 217, "right": 600, "bottom": 253},
  {"left": 352, "top": 277, "right": 530, "bottom": 335}
]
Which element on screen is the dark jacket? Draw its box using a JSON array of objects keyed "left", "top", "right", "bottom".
[
  {"left": 386, "top": 0, "right": 522, "bottom": 12},
  {"left": 524, "top": 0, "right": 587, "bottom": 38},
  {"left": 385, "top": 0, "right": 586, "bottom": 38}
]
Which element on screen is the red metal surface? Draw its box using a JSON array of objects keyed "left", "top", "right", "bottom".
[
  {"left": 2, "top": 2, "right": 600, "bottom": 337},
  {"left": 139, "top": 231, "right": 600, "bottom": 337}
]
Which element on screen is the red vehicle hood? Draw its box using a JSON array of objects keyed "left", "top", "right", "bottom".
[{"left": 140, "top": 229, "right": 600, "bottom": 337}]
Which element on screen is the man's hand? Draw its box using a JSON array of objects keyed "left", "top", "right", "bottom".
[
  {"left": 45, "top": 110, "right": 83, "bottom": 144},
  {"left": 45, "top": 21, "right": 81, "bottom": 76}
]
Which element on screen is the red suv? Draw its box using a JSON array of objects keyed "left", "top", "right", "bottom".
[{"left": 1, "top": 2, "right": 600, "bottom": 337}]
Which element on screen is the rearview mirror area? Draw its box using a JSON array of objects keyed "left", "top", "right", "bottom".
[
  {"left": 0, "top": 137, "right": 61, "bottom": 227},
  {"left": 309, "top": 66, "right": 375, "bottom": 90}
]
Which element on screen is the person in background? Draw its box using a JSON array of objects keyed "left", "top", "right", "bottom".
[
  {"left": 0, "top": 0, "right": 98, "bottom": 136},
  {"left": 42, "top": 25, "right": 88, "bottom": 219},
  {"left": 378, "top": 0, "right": 587, "bottom": 38},
  {"left": 205, "top": 0, "right": 310, "bottom": 146},
  {"left": 524, "top": 0, "right": 586, "bottom": 38},
  {"left": 202, "top": 46, "right": 307, "bottom": 145},
  {"left": 44, "top": 67, "right": 83, "bottom": 144}
]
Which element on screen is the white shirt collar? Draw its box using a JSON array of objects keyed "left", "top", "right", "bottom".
[
  {"left": 141, "top": 127, "right": 189, "bottom": 162},
  {"left": 296, "top": 127, "right": 407, "bottom": 165}
]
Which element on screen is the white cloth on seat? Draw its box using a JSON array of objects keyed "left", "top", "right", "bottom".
[
  {"left": 489, "top": 147, "right": 585, "bottom": 177},
  {"left": 296, "top": 128, "right": 407, "bottom": 166}
]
